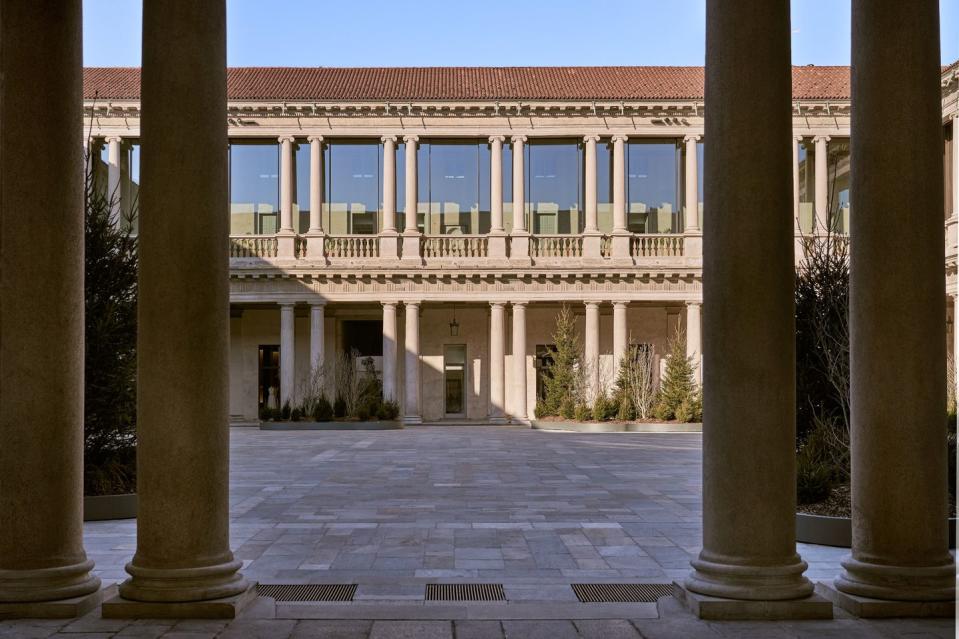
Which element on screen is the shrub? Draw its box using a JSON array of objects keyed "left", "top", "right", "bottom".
[
  {"left": 534, "top": 400, "right": 549, "bottom": 419},
  {"left": 377, "top": 400, "right": 399, "bottom": 420},
  {"left": 617, "top": 395, "right": 636, "bottom": 421},
  {"left": 797, "top": 455, "right": 835, "bottom": 505},
  {"left": 615, "top": 342, "right": 657, "bottom": 420},
  {"left": 312, "top": 396, "right": 334, "bottom": 422},
  {"left": 592, "top": 393, "right": 610, "bottom": 422},
  {"left": 280, "top": 400, "right": 292, "bottom": 421},
  {"left": 356, "top": 403, "right": 371, "bottom": 421},
  {"left": 606, "top": 396, "right": 620, "bottom": 420},
  {"left": 333, "top": 396, "right": 347, "bottom": 418},
  {"left": 675, "top": 395, "right": 703, "bottom": 423},
  {"left": 542, "top": 305, "right": 583, "bottom": 416},
  {"left": 290, "top": 407, "right": 302, "bottom": 422},
  {"left": 655, "top": 328, "right": 699, "bottom": 421},
  {"left": 573, "top": 403, "right": 591, "bottom": 422},
  {"left": 258, "top": 405, "right": 272, "bottom": 421},
  {"left": 560, "top": 398, "right": 575, "bottom": 420}
]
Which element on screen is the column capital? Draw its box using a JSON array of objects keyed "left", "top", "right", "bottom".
[
  {"left": 511, "top": 300, "right": 528, "bottom": 307},
  {"left": 382, "top": 301, "right": 397, "bottom": 309},
  {"left": 381, "top": 135, "right": 398, "bottom": 144},
  {"left": 794, "top": 134, "right": 804, "bottom": 142},
  {"left": 683, "top": 134, "right": 702, "bottom": 143},
  {"left": 278, "top": 302, "right": 295, "bottom": 309},
  {"left": 402, "top": 134, "right": 419, "bottom": 144},
  {"left": 583, "top": 134, "right": 601, "bottom": 143},
  {"left": 277, "top": 135, "right": 296, "bottom": 144},
  {"left": 488, "top": 134, "right": 506, "bottom": 144},
  {"left": 510, "top": 134, "right": 527, "bottom": 144},
  {"left": 813, "top": 134, "right": 831, "bottom": 143},
  {"left": 612, "top": 299, "right": 630, "bottom": 307},
  {"left": 490, "top": 301, "right": 506, "bottom": 309},
  {"left": 611, "top": 134, "right": 628, "bottom": 143},
  {"left": 104, "top": 135, "right": 123, "bottom": 144},
  {"left": 307, "top": 134, "right": 324, "bottom": 143},
  {"left": 584, "top": 301, "right": 601, "bottom": 309},
  {"left": 685, "top": 300, "right": 702, "bottom": 308},
  {"left": 310, "top": 300, "right": 326, "bottom": 308},
  {"left": 404, "top": 300, "right": 421, "bottom": 309}
]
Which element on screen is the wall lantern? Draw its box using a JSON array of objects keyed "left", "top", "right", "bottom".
[{"left": 449, "top": 304, "right": 460, "bottom": 337}]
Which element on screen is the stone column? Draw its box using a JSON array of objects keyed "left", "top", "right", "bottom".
[
  {"left": 583, "top": 135, "right": 602, "bottom": 259},
  {"left": 489, "top": 302, "right": 508, "bottom": 422},
  {"left": 109, "top": 0, "right": 249, "bottom": 613},
  {"left": 106, "top": 135, "right": 123, "bottom": 225},
  {"left": 306, "top": 135, "right": 325, "bottom": 258},
  {"left": 828, "top": 0, "right": 955, "bottom": 612},
  {"left": 611, "top": 134, "right": 630, "bottom": 259},
  {"left": 382, "top": 302, "right": 398, "bottom": 402},
  {"left": 792, "top": 136, "right": 802, "bottom": 234},
  {"left": 310, "top": 303, "right": 325, "bottom": 375},
  {"left": 686, "top": 302, "right": 702, "bottom": 384},
  {"left": 277, "top": 135, "right": 296, "bottom": 257},
  {"left": 511, "top": 302, "right": 529, "bottom": 422},
  {"left": 510, "top": 136, "right": 530, "bottom": 262},
  {"left": 682, "top": 0, "right": 822, "bottom": 615},
  {"left": 0, "top": 0, "right": 101, "bottom": 615},
  {"left": 280, "top": 304, "right": 295, "bottom": 407},
  {"left": 380, "top": 136, "right": 399, "bottom": 259},
  {"left": 403, "top": 302, "right": 422, "bottom": 423},
  {"left": 401, "top": 135, "right": 421, "bottom": 262},
  {"left": 584, "top": 302, "right": 600, "bottom": 401},
  {"left": 953, "top": 114, "right": 959, "bottom": 220},
  {"left": 684, "top": 135, "right": 701, "bottom": 232},
  {"left": 488, "top": 135, "right": 508, "bottom": 259},
  {"left": 612, "top": 301, "right": 628, "bottom": 377},
  {"left": 814, "top": 135, "right": 830, "bottom": 234},
  {"left": 955, "top": 294, "right": 959, "bottom": 410}
]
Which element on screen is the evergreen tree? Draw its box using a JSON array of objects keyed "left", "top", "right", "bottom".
[
  {"left": 542, "top": 304, "right": 581, "bottom": 416},
  {"left": 653, "top": 329, "right": 700, "bottom": 421},
  {"left": 84, "top": 142, "right": 138, "bottom": 495}
]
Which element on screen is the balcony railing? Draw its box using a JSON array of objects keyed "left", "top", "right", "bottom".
[
  {"left": 630, "top": 234, "right": 684, "bottom": 257},
  {"left": 422, "top": 235, "right": 488, "bottom": 259},
  {"left": 229, "top": 235, "right": 277, "bottom": 258},
  {"left": 531, "top": 235, "right": 583, "bottom": 258},
  {"left": 325, "top": 235, "right": 379, "bottom": 259}
]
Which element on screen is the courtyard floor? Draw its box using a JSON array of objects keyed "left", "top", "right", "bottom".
[{"left": 2, "top": 425, "right": 954, "bottom": 638}]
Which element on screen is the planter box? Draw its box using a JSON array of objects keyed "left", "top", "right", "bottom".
[
  {"left": 530, "top": 419, "right": 702, "bottom": 433},
  {"left": 796, "top": 513, "right": 957, "bottom": 548},
  {"left": 259, "top": 420, "right": 402, "bottom": 431},
  {"left": 84, "top": 493, "right": 137, "bottom": 521}
]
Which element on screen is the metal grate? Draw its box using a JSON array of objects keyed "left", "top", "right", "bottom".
[
  {"left": 256, "top": 583, "right": 357, "bottom": 602},
  {"left": 425, "top": 583, "right": 506, "bottom": 602},
  {"left": 571, "top": 583, "right": 674, "bottom": 603}
]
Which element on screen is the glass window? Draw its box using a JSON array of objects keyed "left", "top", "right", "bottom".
[
  {"left": 418, "top": 140, "right": 491, "bottom": 235},
  {"left": 396, "top": 141, "right": 406, "bottom": 229},
  {"left": 827, "top": 139, "right": 850, "bottom": 234},
  {"left": 324, "top": 140, "right": 382, "bottom": 235},
  {"left": 627, "top": 140, "right": 681, "bottom": 234},
  {"left": 293, "top": 141, "right": 310, "bottom": 233},
  {"left": 120, "top": 140, "right": 140, "bottom": 234},
  {"left": 503, "top": 142, "right": 513, "bottom": 232},
  {"left": 597, "top": 140, "right": 613, "bottom": 233},
  {"left": 526, "top": 140, "right": 583, "bottom": 235},
  {"left": 229, "top": 140, "right": 279, "bottom": 235},
  {"left": 798, "top": 139, "right": 815, "bottom": 233}
]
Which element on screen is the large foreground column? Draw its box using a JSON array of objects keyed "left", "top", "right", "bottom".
[
  {"left": 109, "top": 0, "right": 249, "bottom": 613},
  {"left": 382, "top": 303, "right": 398, "bottom": 402},
  {"left": 0, "top": 0, "right": 101, "bottom": 616},
  {"left": 489, "top": 303, "right": 508, "bottom": 422},
  {"left": 828, "top": 0, "right": 955, "bottom": 613},
  {"left": 681, "top": 0, "right": 826, "bottom": 619},
  {"left": 403, "top": 302, "right": 422, "bottom": 424},
  {"left": 511, "top": 302, "right": 529, "bottom": 423}
]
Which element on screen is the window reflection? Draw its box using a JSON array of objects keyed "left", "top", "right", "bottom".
[
  {"left": 324, "top": 140, "right": 382, "bottom": 235},
  {"left": 229, "top": 140, "right": 279, "bottom": 235},
  {"left": 597, "top": 140, "right": 613, "bottom": 233},
  {"left": 418, "top": 141, "right": 491, "bottom": 234},
  {"left": 293, "top": 142, "right": 310, "bottom": 233},
  {"left": 627, "top": 140, "right": 681, "bottom": 234},
  {"left": 526, "top": 140, "right": 583, "bottom": 235},
  {"left": 798, "top": 139, "right": 815, "bottom": 233},
  {"left": 827, "top": 139, "right": 850, "bottom": 234}
]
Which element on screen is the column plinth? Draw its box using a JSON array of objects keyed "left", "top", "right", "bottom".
[{"left": 0, "top": 0, "right": 101, "bottom": 618}]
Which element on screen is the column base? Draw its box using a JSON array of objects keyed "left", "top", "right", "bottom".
[
  {"left": 488, "top": 415, "right": 509, "bottom": 424},
  {"left": 816, "top": 582, "right": 954, "bottom": 618},
  {"left": 0, "top": 559, "right": 101, "bottom": 605},
  {"left": 685, "top": 552, "right": 814, "bottom": 601},
  {"left": 0, "top": 588, "right": 101, "bottom": 620},
  {"left": 673, "top": 582, "right": 832, "bottom": 620},
  {"left": 402, "top": 415, "right": 423, "bottom": 425},
  {"left": 117, "top": 557, "right": 249, "bottom": 604},
  {"left": 511, "top": 417, "right": 531, "bottom": 426},
  {"left": 833, "top": 555, "right": 955, "bottom": 603},
  {"left": 103, "top": 583, "right": 257, "bottom": 620}
]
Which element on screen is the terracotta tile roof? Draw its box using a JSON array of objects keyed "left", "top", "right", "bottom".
[{"left": 81, "top": 64, "right": 951, "bottom": 103}]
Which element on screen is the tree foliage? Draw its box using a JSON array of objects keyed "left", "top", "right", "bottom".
[
  {"left": 541, "top": 304, "right": 582, "bottom": 416},
  {"left": 653, "top": 329, "right": 701, "bottom": 422}
]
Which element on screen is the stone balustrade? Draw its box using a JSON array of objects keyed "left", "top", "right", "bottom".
[
  {"left": 229, "top": 235, "right": 278, "bottom": 258},
  {"left": 630, "top": 233, "right": 685, "bottom": 257},
  {"left": 422, "top": 234, "right": 488, "bottom": 258},
  {"left": 325, "top": 234, "right": 379, "bottom": 259},
  {"left": 530, "top": 234, "right": 583, "bottom": 258}
]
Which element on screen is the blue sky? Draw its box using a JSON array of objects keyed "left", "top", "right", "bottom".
[{"left": 84, "top": 0, "right": 957, "bottom": 67}]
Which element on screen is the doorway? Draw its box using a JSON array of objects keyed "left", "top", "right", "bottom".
[
  {"left": 258, "top": 344, "right": 280, "bottom": 410},
  {"left": 444, "top": 344, "right": 467, "bottom": 416}
]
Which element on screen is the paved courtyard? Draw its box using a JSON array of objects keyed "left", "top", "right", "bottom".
[{"left": 3, "top": 426, "right": 953, "bottom": 638}]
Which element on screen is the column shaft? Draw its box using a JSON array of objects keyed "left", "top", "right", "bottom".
[
  {"left": 280, "top": 304, "right": 295, "bottom": 406},
  {"left": 511, "top": 136, "right": 526, "bottom": 232},
  {"left": 612, "top": 135, "right": 627, "bottom": 232},
  {"left": 511, "top": 303, "right": 528, "bottom": 421},
  {"left": 584, "top": 303, "right": 600, "bottom": 400},
  {"left": 490, "top": 136, "right": 504, "bottom": 232},
  {"left": 403, "top": 136, "right": 418, "bottom": 233},
  {"left": 686, "top": 302, "right": 702, "bottom": 384},
  {"left": 122, "top": 0, "right": 247, "bottom": 602},
  {"left": 684, "top": 135, "right": 700, "bottom": 232},
  {"left": 489, "top": 303, "right": 507, "bottom": 421},
  {"left": 382, "top": 303, "right": 398, "bottom": 402},
  {"left": 952, "top": 114, "right": 959, "bottom": 219},
  {"left": 814, "top": 135, "right": 830, "bottom": 233},
  {"left": 308, "top": 136, "right": 323, "bottom": 233},
  {"left": 403, "top": 303, "right": 422, "bottom": 423},
  {"left": 836, "top": 0, "right": 954, "bottom": 602},
  {"left": 0, "top": 0, "right": 100, "bottom": 604},
  {"left": 612, "top": 302, "right": 628, "bottom": 376},
  {"left": 686, "top": 0, "right": 812, "bottom": 602},
  {"left": 792, "top": 136, "right": 802, "bottom": 234},
  {"left": 310, "top": 304, "right": 325, "bottom": 374},
  {"left": 584, "top": 136, "right": 599, "bottom": 232},
  {"left": 382, "top": 136, "right": 397, "bottom": 232},
  {"left": 107, "top": 136, "right": 122, "bottom": 224},
  {"left": 279, "top": 136, "right": 295, "bottom": 233}
]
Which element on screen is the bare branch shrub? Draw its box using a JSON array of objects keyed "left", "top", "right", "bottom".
[
  {"left": 626, "top": 342, "right": 657, "bottom": 420},
  {"left": 333, "top": 348, "right": 362, "bottom": 416}
]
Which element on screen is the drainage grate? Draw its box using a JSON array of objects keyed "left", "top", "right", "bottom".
[
  {"left": 571, "top": 583, "right": 674, "bottom": 603},
  {"left": 425, "top": 583, "right": 506, "bottom": 601},
  {"left": 256, "top": 583, "right": 357, "bottom": 602}
]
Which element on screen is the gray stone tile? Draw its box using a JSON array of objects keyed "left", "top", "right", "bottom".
[
  {"left": 290, "top": 620, "right": 372, "bottom": 639},
  {"left": 369, "top": 620, "right": 451, "bottom": 639},
  {"left": 453, "top": 620, "right": 504, "bottom": 639},
  {"left": 501, "top": 620, "right": 579, "bottom": 639},
  {"left": 573, "top": 619, "right": 643, "bottom": 639}
]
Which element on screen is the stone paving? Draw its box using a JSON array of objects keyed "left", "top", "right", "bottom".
[{"left": 2, "top": 425, "right": 954, "bottom": 637}]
